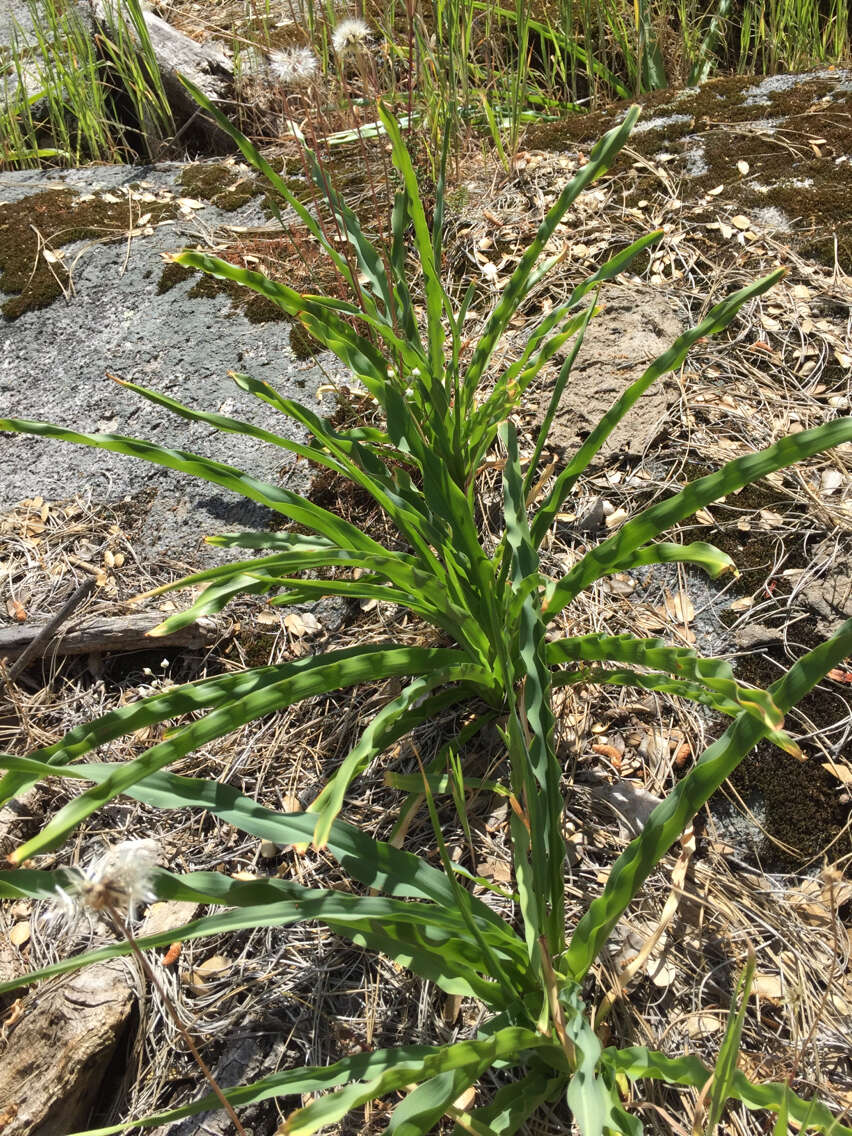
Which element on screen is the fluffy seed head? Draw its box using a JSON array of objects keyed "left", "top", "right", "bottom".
[
  {"left": 269, "top": 46, "right": 320, "bottom": 86},
  {"left": 331, "top": 17, "right": 371, "bottom": 57},
  {"left": 54, "top": 839, "right": 159, "bottom": 924}
]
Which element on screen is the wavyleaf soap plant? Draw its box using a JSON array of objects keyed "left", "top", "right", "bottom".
[
  {"left": 2, "top": 86, "right": 846, "bottom": 853},
  {"left": 1, "top": 85, "right": 851, "bottom": 1135},
  {"left": 0, "top": 439, "right": 850, "bottom": 1136}
]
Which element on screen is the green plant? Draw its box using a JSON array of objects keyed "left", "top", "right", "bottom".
[
  {"left": 0, "top": 0, "right": 172, "bottom": 169},
  {"left": 1, "top": 90, "right": 851, "bottom": 1135}
]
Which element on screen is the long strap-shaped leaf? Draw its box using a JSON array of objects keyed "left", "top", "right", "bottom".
[
  {"left": 552, "top": 665, "right": 796, "bottom": 754},
  {"left": 545, "top": 416, "right": 852, "bottom": 614},
  {"left": 0, "top": 760, "right": 519, "bottom": 937},
  {"left": 562, "top": 617, "right": 852, "bottom": 980},
  {"left": 0, "top": 644, "right": 455, "bottom": 804},
  {"left": 502, "top": 423, "right": 565, "bottom": 956},
  {"left": 172, "top": 252, "right": 395, "bottom": 399},
  {"left": 284, "top": 1029, "right": 548, "bottom": 1136},
  {"left": 547, "top": 633, "right": 785, "bottom": 734},
  {"left": 7, "top": 646, "right": 466, "bottom": 863},
  {"left": 609, "top": 539, "right": 735, "bottom": 578},
  {"left": 272, "top": 389, "right": 453, "bottom": 574},
  {"left": 59, "top": 1045, "right": 444, "bottom": 1136},
  {"left": 110, "top": 374, "right": 346, "bottom": 474},
  {"left": 177, "top": 74, "right": 372, "bottom": 314},
  {"left": 606, "top": 1046, "right": 852, "bottom": 1136},
  {"left": 309, "top": 669, "right": 492, "bottom": 848},
  {"left": 378, "top": 102, "right": 449, "bottom": 390},
  {"left": 0, "top": 417, "right": 390, "bottom": 555},
  {"left": 531, "top": 268, "right": 785, "bottom": 546},
  {"left": 387, "top": 1066, "right": 490, "bottom": 1136},
  {"left": 460, "top": 104, "right": 641, "bottom": 412},
  {"left": 0, "top": 871, "right": 517, "bottom": 1003},
  {"left": 301, "top": 144, "right": 397, "bottom": 326},
  {"left": 458, "top": 1070, "right": 564, "bottom": 1136}
]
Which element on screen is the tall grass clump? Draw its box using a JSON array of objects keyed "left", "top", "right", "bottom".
[
  {"left": 1, "top": 86, "right": 851, "bottom": 1134},
  {"left": 0, "top": 0, "right": 173, "bottom": 170}
]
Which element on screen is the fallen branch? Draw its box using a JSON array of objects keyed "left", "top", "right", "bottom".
[
  {"left": 0, "top": 613, "right": 223, "bottom": 666},
  {"left": 3, "top": 578, "right": 95, "bottom": 682}
]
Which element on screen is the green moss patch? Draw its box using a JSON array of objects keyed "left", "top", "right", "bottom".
[
  {"left": 178, "top": 162, "right": 263, "bottom": 211},
  {"left": 0, "top": 188, "right": 178, "bottom": 320},
  {"left": 523, "top": 72, "right": 852, "bottom": 268}
]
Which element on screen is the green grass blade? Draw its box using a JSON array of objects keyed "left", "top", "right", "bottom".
[
  {"left": 309, "top": 671, "right": 488, "bottom": 847},
  {"left": 501, "top": 422, "right": 564, "bottom": 954},
  {"left": 63, "top": 1045, "right": 441, "bottom": 1135},
  {"left": 562, "top": 618, "right": 852, "bottom": 980},
  {"left": 377, "top": 102, "right": 449, "bottom": 386},
  {"left": 8, "top": 647, "right": 463, "bottom": 862},
  {"left": 148, "top": 573, "right": 272, "bottom": 637},
  {"left": 706, "top": 953, "right": 757, "bottom": 1133},
  {"left": 531, "top": 269, "right": 786, "bottom": 546},
  {"left": 23, "top": 762, "right": 522, "bottom": 941},
  {"left": 418, "top": 748, "right": 522, "bottom": 1004},
  {"left": 172, "top": 252, "right": 393, "bottom": 395},
  {"left": 687, "top": 0, "right": 734, "bottom": 84},
  {"left": 0, "top": 646, "right": 455, "bottom": 804},
  {"left": 550, "top": 666, "right": 796, "bottom": 754},
  {"left": 301, "top": 146, "right": 395, "bottom": 322},
  {"left": 459, "top": 1071, "right": 562, "bottom": 1136},
  {"left": 0, "top": 416, "right": 388, "bottom": 553},
  {"left": 461, "top": 105, "right": 641, "bottom": 407},
  {"left": 388, "top": 1068, "right": 488, "bottom": 1136},
  {"left": 606, "top": 1046, "right": 851, "bottom": 1136},
  {"left": 283, "top": 1030, "right": 546, "bottom": 1136},
  {"left": 523, "top": 302, "right": 596, "bottom": 496},
  {"left": 177, "top": 74, "right": 361, "bottom": 295},
  {"left": 545, "top": 416, "right": 852, "bottom": 613},
  {"left": 547, "top": 633, "right": 786, "bottom": 734},
  {"left": 563, "top": 985, "right": 607, "bottom": 1136},
  {"left": 111, "top": 374, "right": 346, "bottom": 471},
  {"left": 0, "top": 874, "right": 508, "bottom": 1001},
  {"left": 610, "top": 540, "right": 736, "bottom": 578}
]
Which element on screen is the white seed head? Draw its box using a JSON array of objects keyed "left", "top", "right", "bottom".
[
  {"left": 55, "top": 839, "right": 159, "bottom": 924},
  {"left": 331, "top": 17, "right": 371, "bottom": 57},
  {"left": 269, "top": 46, "right": 320, "bottom": 86}
]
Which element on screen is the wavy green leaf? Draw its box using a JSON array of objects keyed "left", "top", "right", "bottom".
[
  {"left": 607, "top": 1046, "right": 852, "bottom": 1136},
  {"left": 7, "top": 647, "right": 464, "bottom": 862},
  {"left": 563, "top": 618, "right": 852, "bottom": 980},
  {"left": 546, "top": 417, "right": 852, "bottom": 612},
  {"left": 283, "top": 1029, "right": 546, "bottom": 1136},
  {"left": 547, "top": 633, "right": 787, "bottom": 736}
]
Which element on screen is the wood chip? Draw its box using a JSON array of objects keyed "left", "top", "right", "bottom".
[
  {"left": 9, "top": 921, "right": 30, "bottom": 947},
  {"left": 822, "top": 761, "right": 852, "bottom": 785},
  {"left": 752, "top": 973, "right": 784, "bottom": 1000},
  {"left": 686, "top": 1012, "right": 723, "bottom": 1038}
]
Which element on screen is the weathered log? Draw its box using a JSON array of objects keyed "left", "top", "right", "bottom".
[
  {"left": 0, "top": 614, "right": 222, "bottom": 663},
  {"left": 0, "top": 959, "right": 136, "bottom": 1136}
]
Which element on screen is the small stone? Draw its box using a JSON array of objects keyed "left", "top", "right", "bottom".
[{"left": 260, "top": 839, "right": 280, "bottom": 858}]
